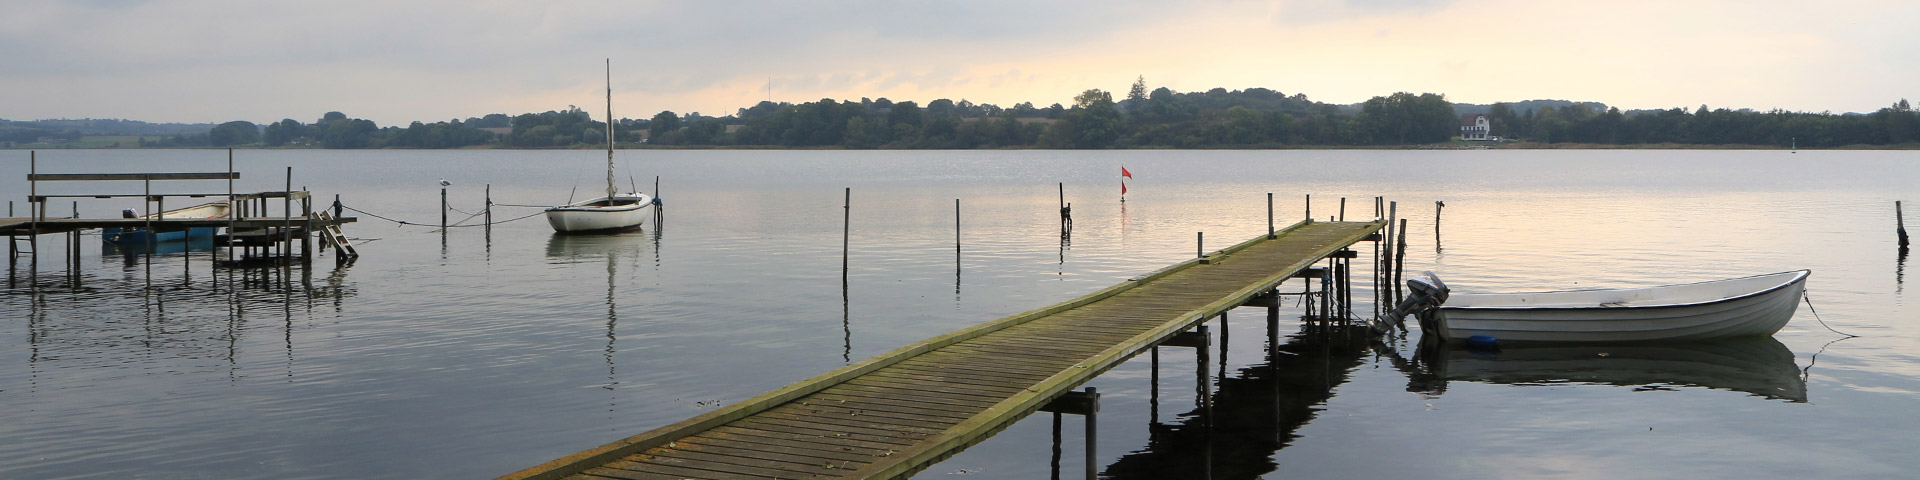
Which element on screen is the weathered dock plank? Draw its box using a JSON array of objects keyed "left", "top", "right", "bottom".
[{"left": 501, "top": 219, "right": 1384, "bottom": 480}]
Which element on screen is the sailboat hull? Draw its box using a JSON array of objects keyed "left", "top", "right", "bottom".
[{"left": 545, "top": 194, "right": 653, "bottom": 233}]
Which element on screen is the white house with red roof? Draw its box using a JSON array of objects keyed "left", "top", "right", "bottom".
[{"left": 1459, "top": 113, "right": 1491, "bottom": 141}]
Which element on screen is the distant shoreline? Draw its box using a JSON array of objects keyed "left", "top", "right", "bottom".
[{"left": 5, "top": 142, "right": 1912, "bottom": 151}]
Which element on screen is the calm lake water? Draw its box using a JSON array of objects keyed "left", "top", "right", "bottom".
[{"left": 1, "top": 149, "right": 1917, "bottom": 479}]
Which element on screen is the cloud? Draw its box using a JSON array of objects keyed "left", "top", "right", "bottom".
[
  {"left": 0, "top": 0, "right": 1914, "bottom": 124},
  {"left": 1267, "top": 0, "right": 1457, "bottom": 25}
]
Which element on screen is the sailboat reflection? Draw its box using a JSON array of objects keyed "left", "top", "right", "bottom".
[
  {"left": 545, "top": 232, "right": 651, "bottom": 394},
  {"left": 1405, "top": 336, "right": 1807, "bottom": 403},
  {"left": 1102, "top": 325, "right": 1376, "bottom": 479}
]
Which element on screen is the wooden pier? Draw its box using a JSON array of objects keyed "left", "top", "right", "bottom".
[
  {"left": 502, "top": 218, "right": 1386, "bottom": 480},
  {"left": 6, "top": 151, "right": 360, "bottom": 289}
]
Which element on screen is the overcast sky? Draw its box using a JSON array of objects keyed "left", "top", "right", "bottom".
[{"left": 2, "top": 0, "right": 1915, "bottom": 126}]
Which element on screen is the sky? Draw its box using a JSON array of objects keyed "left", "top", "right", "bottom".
[{"left": 1, "top": 0, "right": 1915, "bottom": 126}]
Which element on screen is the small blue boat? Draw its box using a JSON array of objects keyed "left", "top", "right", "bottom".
[{"left": 102, "top": 201, "right": 230, "bottom": 245}]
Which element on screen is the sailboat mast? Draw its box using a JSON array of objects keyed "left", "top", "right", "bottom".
[{"left": 606, "top": 58, "right": 617, "bottom": 199}]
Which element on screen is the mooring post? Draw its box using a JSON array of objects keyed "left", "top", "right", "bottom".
[
  {"left": 70, "top": 202, "right": 79, "bottom": 283},
  {"left": 1395, "top": 218, "right": 1410, "bottom": 302},
  {"left": 485, "top": 184, "right": 493, "bottom": 228},
  {"left": 1197, "top": 231, "right": 1204, "bottom": 259},
  {"left": 284, "top": 167, "right": 293, "bottom": 263},
  {"left": 1305, "top": 194, "right": 1311, "bottom": 223},
  {"left": 1390, "top": 199, "right": 1405, "bottom": 307},
  {"left": 843, "top": 187, "right": 851, "bottom": 274},
  {"left": 301, "top": 188, "right": 312, "bottom": 263},
  {"left": 1267, "top": 193, "right": 1274, "bottom": 239},
  {"left": 1899, "top": 201, "right": 1909, "bottom": 249},
  {"left": 333, "top": 194, "right": 342, "bottom": 220},
  {"left": 440, "top": 184, "right": 448, "bottom": 230},
  {"left": 1339, "top": 197, "right": 1346, "bottom": 221},
  {"left": 1435, "top": 200, "right": 1445, "bottom": 252}
]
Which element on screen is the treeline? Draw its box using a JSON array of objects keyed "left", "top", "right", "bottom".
[
  {"left": 9, "top": 83, "right": 1920, "bottom": 149},
  {"left": 1487, "top": 100, "right": 1920, "bottom": 147},
  {"left": 658, "top": 86, "right": 1458, "bottom": 148}
]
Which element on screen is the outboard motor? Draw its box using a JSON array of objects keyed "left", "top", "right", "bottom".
[
  {"left": 122, "top": 208, "right": 138, "bottom": 219},
  {"left": 1388, "top": 272, "right": 1450, "bottom": 332}
]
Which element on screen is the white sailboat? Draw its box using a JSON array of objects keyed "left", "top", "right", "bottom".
[{"left": 546, "top": 59, "right": 654, "bottom": 233}]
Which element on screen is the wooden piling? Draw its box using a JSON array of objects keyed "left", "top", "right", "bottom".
[
  {"left": 843, "top": 187, "right": 850, "bottom": 274},
  {"left": 1082, "top": 387, "right": 1098, "bottom": 480},
  {"left": 284, "top": 167, "right": 293, "bottom": 262},
  {"left": 29, "top": 151, "right": 38, "bottom": 289},
  {"left": 1435, "top": 200, "right": 1445, "bottom": 251},
  {"left": 1197, "top": 231, "right": 1204, "bottom": 258},
  {"left": 1305, "top": 194, "right": 1311, "bottom": 222},
  {"left": 1339, "top": 197, "right": 1346, "bottom": 221},
  {"left": 1899, "top": 201, "right": 1909, "bottom": 249},
  {"left": 227, "top": 149, "right": 235, "bottom": 265},
  {"left": 485, "top": 184, "right": 493, "bottom": 227},
  {"left": 1394, "top": 218, "right": 1409, "bottom": 303},
  {"left": 1267, "top": 193, "right": 1275, "bottom": 239}
]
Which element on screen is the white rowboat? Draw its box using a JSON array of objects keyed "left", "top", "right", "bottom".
[{"left": 1429, "top": 270, "right": 1809, "bottom": 343}]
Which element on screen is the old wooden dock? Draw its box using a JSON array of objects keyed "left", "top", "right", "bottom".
[
  {"left": 6, "top": 151, "right": 362, "bottom": 289},
  {"left": 502, "top": 218, "right": 1387, "bottom": 480}
]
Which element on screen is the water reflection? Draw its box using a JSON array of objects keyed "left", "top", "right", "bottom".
[
  {"left": 1102, "top": 325, "right": 1376, "bottom": 479},
  {"left": 544, "top": 232, "right": 652, "bottom": 392},
  {"left": 1898, "top": 246, "right": 1907, "bottom": 294},
  {"left": 7, "top": 244, "right": 356, "bottom": 387},
  {"left": 1400, "top": 337, "right": 1807, "bottom": 403}
]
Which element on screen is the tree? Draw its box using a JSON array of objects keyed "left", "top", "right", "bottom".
[
  {"left": 261, "top": 119, "right": 306, "bottom": 146},
  {"left": 322, "top": 118, "right": 377, "bottom": 148},
  {"left": 888, "top": 100, "right": 923, "bottom": 127},
  {"left": 1045, "top": 89, "right": 1123, "bottom": 148},
  {"left": 649, "top": 111, "right": 681, "bottom": 141},
  {"left": 1128, "top": 76, "right": 1148, "bottom": 102},
  {"left": 207, "top": 120, "right": 260, "bottom": 147}
]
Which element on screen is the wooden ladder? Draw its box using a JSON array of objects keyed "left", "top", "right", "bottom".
[
  {"left": 313, "top": 211, "right": 358, "bottom": 259},
  {"left": 7, "top": 235, "right": 30, "bottom": 266}
]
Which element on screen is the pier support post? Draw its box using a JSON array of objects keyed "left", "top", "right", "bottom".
[
  {"left": 301, "top": 189, "right": 313, "bottom": 264},
  {"left": 1149, "top": 346, "right": 1159, "bottom": 424},
  {"left": 1339, "top": 197, "right": 1346, "bottom": 221},
  {"left": 1041, "top": 387, "right": 1100, "bottom": 480}
]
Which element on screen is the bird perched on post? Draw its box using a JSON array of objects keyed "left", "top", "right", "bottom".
[{"left": 439, "top": 178, "right": 452, "bottom": 187}]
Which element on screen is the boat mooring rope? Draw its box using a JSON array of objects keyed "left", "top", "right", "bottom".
[
  {"left": 1802, "top": 292, "right": 1857, "bottom": 338},
  {"left": 338, "top": 203, "right": 546, "bottom": 229}
]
